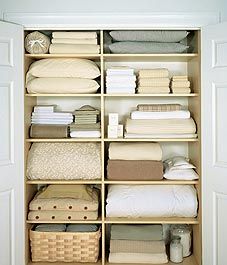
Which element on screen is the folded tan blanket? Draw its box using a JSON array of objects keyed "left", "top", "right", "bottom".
[
  {"left": 137, "top": 104, "right": 182, "bottom": 112},
  {"left": 138, "top": 68, "right": 169, "bottom": 78},
  {"left": 28, "top": 210, "right": 98, "bottom": 221},
  {"left": 52, "top": 31, "right": 97, "bottom": 39},
  {"left": 108, "top": 252, "right": 168, "bottom": 264},
  {"left": 110, "top": 240, "right": 166, "bottom": 254},
  {"left": 137, "top": 86, "right": 170, "bottom": 94},
  {"left": 52, "top": 38, "right": 98, "bottom": 44},
  {"left": 107, "top": 160, "right": 163, "bottom": 180},
  {"left": 125, "top": 118, "right": 196, "bottom": 134},
  {"left": 138, "top": 78, "right": 170, "bottom": 86},
  {"left": 49, "top": 43, "right": 100, "bottom": 54},
  {"left": 70, "top": 122, "right": 101, "bottom": 131},
  {"left": 109, "top": 142, "right": 162, "bottom": 161},
  {"left": 171, "top": 81, "right": 190, "bottom": 88},
  {"left": 30, "top": 124, "right": 68, "bottom": 138}
]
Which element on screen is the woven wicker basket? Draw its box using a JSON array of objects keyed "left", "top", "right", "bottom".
[{"left": 30, "top": 228, "right": 101, "bottom": 262}]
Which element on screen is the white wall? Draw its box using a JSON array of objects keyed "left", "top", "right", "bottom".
[{"left": 0, "top": 0, "right": 224, "bottom": 19}]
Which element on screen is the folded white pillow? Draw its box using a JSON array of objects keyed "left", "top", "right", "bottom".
[
  {"left": 164, "top": 168, "right": 199, "bottom": 180},
  {"left": 164, "top": 156, "right": 196, "bottom": 170},
  {"left": 106, "top": 185, "right": 198, "bottom": 218}
]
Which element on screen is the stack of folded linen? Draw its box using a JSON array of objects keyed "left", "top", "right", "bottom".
[
  {"left": 108, "top": 30, "right": 189, "bottom": 54},
  {"left": 70, "top": 105, "right": 101, "bottom": 138},
  {"left": 137, "top": 68, "right": 170, "bottom": 94},
  {"left": 107, "top": 142, "right": 163, "bottom": 180},
  {"left": 124, "top": 103, "right": 197, "bottom": 139},
  {"left": 26, "top": 58, "right": 100, "bottom": 94},
  {"left": 109, "top": 225, "right": 168, "bottom": 264},
  {"left": 31, "top": 105, "right": 73, "bottom": 125},
  {"left": 34, "top": 224, "right": 99, "bottom": 232},
  {"left": 164, "top": 156, "right": 199, "bottom": 180},
  {"left": 171, "top": 75, "right": 191, "bottom": 94},
  {"left": 106, "top": 67, "right": 136, "bottom": 94},
  {"left": 49, "top": 31, "right": 100, "bottom": 54},
  {"left": 28, "top": 184, "right": 99, "bottom": 221}
]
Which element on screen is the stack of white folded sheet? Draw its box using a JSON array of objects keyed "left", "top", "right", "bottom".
[
  {"left": 106, "top": 67, "right": 136, "bottom": 94},
  {"left": 137, "top": 68, "right": 170, "bottom": 94},
  {"left": 125, "top": 103, "right": 197, "bottom": 138},
  {"left": 171, "top": 75, "right": 191, "bottom": 94},
  {"left": 31, "top": 105, "right": 73, "bottom": 125},
  {"left": 70, "top": 105, "right": 101, "bottom": 138},
  {"left": 164, "top": 156, "right": 199, "bottom": 180},
  {"left": 49, "top": 31, "right": 100, "bottom": 54}
]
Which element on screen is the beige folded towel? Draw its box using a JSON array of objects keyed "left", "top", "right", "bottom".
[
  {"left": 138, "top": 68, "right": 169, "bottom": 78},
  {"left": 171, "top": 81, "right": 190, "bottom": 88},
  {"left": 52, "top": 38, "right": 97, "bottom": 44},
  {"left": 110, "top": 240, "right": 166, "bottom": 253},
  {"left": 125, "top": 118, "right": 196, "bottom": 134},
  {"left": 49, "top": 43, "right": 100, "bottom": 54},
  {"left": 137, "top": 104, "right": 182, "bottom": 112},
  {"left": 172, "top": 87, "right": 191, "bottom": 94},
  {"left": 172, "top": 75, "right": 188, "bottom": 81},
  {"left": 138, "top": 78, "right": 170, "bottom": 87},
  {"left": 137, "top": 86, "right": 170, "bottom": 94},
  {"left": 52, "top": 31, "right": 97, "bottom": 39}
]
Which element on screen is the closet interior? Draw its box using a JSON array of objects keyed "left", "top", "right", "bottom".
[{"left": 24, "top": 29, "right": 201, "bottom": 265}]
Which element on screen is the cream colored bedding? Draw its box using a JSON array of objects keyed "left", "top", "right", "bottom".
[{"left": 49, "top": 43, "right": 100, "bottom": 54}]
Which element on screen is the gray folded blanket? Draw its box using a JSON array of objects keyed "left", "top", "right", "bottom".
[
  {"left": 66, "top": 224, "right": 98, "bottom": 232},
  {"left": 35, "top": 224, "right": 66, "bottom": 232}
]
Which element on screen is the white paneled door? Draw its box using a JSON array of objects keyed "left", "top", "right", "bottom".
[
  {"left": 202, "top": 22, "right": 227, "bottom": 265},
  {"left": 0, "top": 21, "right": 24, "bottom": 265}
]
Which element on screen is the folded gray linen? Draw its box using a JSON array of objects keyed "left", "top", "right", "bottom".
[
  {"left": 66, "top": 224, "right": 98, "bottom": 232},
  {"left": 35, "top": 224, "right": 66, "bottom": 232}
]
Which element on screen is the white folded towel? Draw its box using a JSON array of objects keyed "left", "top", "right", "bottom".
[
  {"left": 70, "top": 130, "right": 101, "bottom": 138},
  {"left": 131, "top": 110, "right": 190, "bottom": 120}
]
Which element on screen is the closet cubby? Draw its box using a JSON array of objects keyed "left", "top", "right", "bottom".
[{"left": 24, "top": 29, "right": 201, "bottom": 265}]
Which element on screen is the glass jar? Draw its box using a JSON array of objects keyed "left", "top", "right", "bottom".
[
  {"left": 170, "top": 236, "right": 183, "bottom": 263},
  {"left": 171, "top": 224, "right": 192, "bottom": 257}
]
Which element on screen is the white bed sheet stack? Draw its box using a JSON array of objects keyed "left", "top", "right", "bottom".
[
  {"left": 106, "top": 67, "right": 136, "bottom": 94},
  {"left": 137, "top": 68, "right": 170, "bottom": 94},
  {"left": 171, "top": 75, "right": 191, "bottom": 94},
  {"left": 31, "top": 105, "right": 73, "bottom": 125},
  {"left": 50, "top": 31, "right": 100, "bottom": 54}
]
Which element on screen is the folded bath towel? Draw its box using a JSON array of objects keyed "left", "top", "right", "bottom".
[
  {"left": 30, "top": 124, "right": 68, "bottom": 138},
  {"left": 52, "top": 31, "right": 97, "bottom": 39},
  {"left": 131, "top": 110, "right": 190, "bottom": 120},
  {"left": 52, "top": 38, "right": 98, "bottom": 44},
  {"left": 138, "top": 68, "right": 169, "bottom": 78},
  {"left": 137, "top": 104, "right": 182, "bottom": 112},
  {"left": 49, "top": 43, "right": 100, "bottom": 54}
]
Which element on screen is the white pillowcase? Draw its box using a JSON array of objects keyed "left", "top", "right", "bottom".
[
  {"left": 164, "top": 168, "right": 199, "bottom": 180},
  {"left": 106, "top": 185, "right": 198, "bottom": 218},
  {"left": 164, "top": 156, "right": 196, "bottom": 170}
]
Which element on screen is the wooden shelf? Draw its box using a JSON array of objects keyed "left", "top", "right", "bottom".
[
  {"left": 104, "top": 138, "right": 198, "bottom": 142},
  {"left": 105, "top": 180, "right": 199, "bottom": 185},
  {"left": 104, "top": 93, "right": 198, "bottom": 97},
  {"left": 105, "top": 217, "right": 199, "bottom": 224},
  {"left": 26, "top": 138, "right": 102, "bottom": 142},
  {"left": 26, "top": 180, "right": 102, "bottom": 185},
  {"left": 28, "top": 260, "right": 102, "bottom": 265},
  {"left": 25, "top": 53, "right": 101, "bottom": 59},
  {"left": 25, "top": 93, "right": 101, "bottom": 97}
]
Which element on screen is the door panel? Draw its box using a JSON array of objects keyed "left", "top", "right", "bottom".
[
  {"left": 202, "top": 22, "right": 227, "bottom": 265},
  {"left": 0, "top": 21, "right": 24, "bottom": 265}
]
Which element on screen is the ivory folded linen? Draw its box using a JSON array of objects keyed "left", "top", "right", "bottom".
[
  {"left": 138, "top": 78, "right": 170, "bottom": 87},
  {"left": 49, "top": 43, "right": 100, "bottom": 54},
  {"left": 52, "top": 38, "right": 98, "bottom": 44},
  {"left": 108, "top": 252, "right": 168, "bottom": 264},
  {"left": 106, "top": 82, "right": 136, "bottom": 88},
  {"left": 106, "top": 75, "right": 136, "bottom": 82},
  {"left": 172, "top": 75, "right": 188, "bottom": 81},
  {"left": 52, "top": 31, "right": 97, "bottom": 39},
  {"left": 171, "top": 81, "right": 190, "bottom": 88},
  {"left": 138, "top": 68, "right": 169, "bottom": 78},
  {"left": 164, "top": 168, "right": 199, "bottom": 180},
  {"left": 28, "top": 210, "right": 98, "bottom": 221},
  {"left": 106, "top": 67, "right": 134, "bottom": 76},
  {"left": 106, "top": 88, "right": 135, "bottom": 94},
  {"left": 31, "top": 119, "right": 73, "bottom": 125},
  {"left": 109, "top": 142, "right": 162, "bottom": 161},
  {"left": 131, "top": 110, "right": 190, "bottom": 120},
  {"left": 125, "top": 118, "right": 197, "bottom": 134},
  {"left": 106, "top": 185, "right": 198, "bottom": 217},
  {"left": 164, "top": 156, "right": 196, "bottom": 170},
  {"left": 137, "top": 86, "right": 170, "bottom": 94},
  {"left": 137, "top": 104, "right": 182, "bottom": 112},
  {"left": 70, "top": 130, "right": 101, "bottom": 138},
  {"left": 124, "top": 133, "right": 198, "bottom": 139},
  {"left": 110, "top": 240, "right": 166, "bottom": 253},
  {"left": 110, "top": 225, "right": 163, "bottom": 241},
  {"left": 30, "top": 124, "right": 68, "bottom": 138},
  {"left": 172, "top": 87, "right": 191, "bottom": 94},
  {"left": 27, "top": 77, "right": 100, "bottom": 94},
  {"left": 107, "top": 160, "right": 163, "bottom": 180}
]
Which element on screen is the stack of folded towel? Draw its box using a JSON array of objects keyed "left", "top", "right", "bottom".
[
  {"left": 34, "top": 224, "right": 98, "bottom": 232},
  {"left": 49, "top": 31, "right": 100, "bottom": 54},
  {"left": 108, "top": 30, "right": 189, "bottom": 54},
  {"left": 164, "top": 156, "right": 199, "bottom": 180},
  {"left": 106, "top": 67, "right": 136, "bottom": 94},
  {"left": 107, "top": 142, "right": 163, "bottom": 180},
  {"left": 137, "top": 68, "right": 170, "bottom": 94},
  {"left": 125, "top": 103, "right": 197, "bottom": 139},
  {"left": 70, "top": 105, "right": 101, "bottom": 138},
  {"left": 171, "top": 75, "right": 191, "bottom": 94},
  {"left": 109, "top": 225, "right": 168, "bottom": 264},
  {"left": 28, "top": 185, "right": 99, "bottom": 221}
]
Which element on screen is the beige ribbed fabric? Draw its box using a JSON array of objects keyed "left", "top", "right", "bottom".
[
  {"left": 52, "top": 38, "right": 98, "bottom": 44},
  {"left": 137, "top": 104, "right": 182, "bottom": 112},
  {"left": 49, "top": 43, "right": 100, "bottom": 54},
  {"left": 172, "top": 87, "right": 191, "bottom": 94},
  {"left": 138, "top": 78, "right": 170, "bottom": 86},
  {"left": 110, "top": 240, "right": 166, "bottom": 253},
  {"left": 172, "top": 75, "right": 188, "bottom": 81},
  {"left": 171, "top": 80, "right": 190, "bottom": 88},
  {"left": 125, "top": 118, "right": 196, "bottom": 134},
  {"left": 137, "top": 86, "right": 170, "bottom": 94},
  {"left": 109, "top": 142, "right": 162, "bottom": 161},
  {"left": 52, "top": 31, "right": 97, "bottom": 39},
  {"left": 138, "top": 68, "right": 169, "bottom": 78}
]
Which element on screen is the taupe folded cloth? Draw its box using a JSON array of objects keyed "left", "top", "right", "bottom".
[
  {"left": 110, "top": 239, "right": 166, "bottom": 253},
  {"left": 111, "top": 225, "right": 163, "bottom": 241},
  {"left": 30, "top": 124, "right": 68, "bottom": 138},
  {"left": 138, "top": 68, "right": 169, "bottom": 78},
  {"left": 107, "top": 160, "right": 163, "bottom": 180},
  {"left": 137, "top": 104, "right": 182, "bottom": 112}
]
